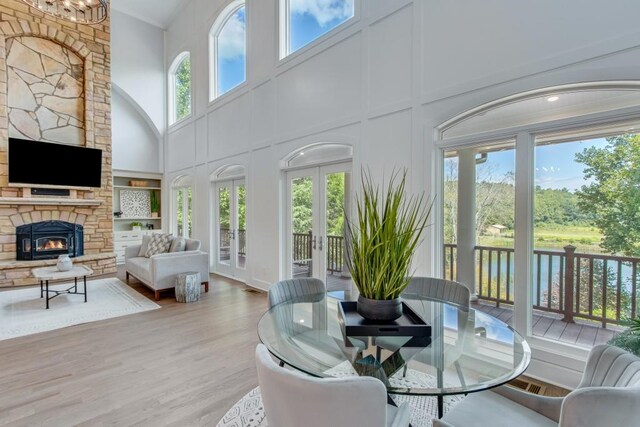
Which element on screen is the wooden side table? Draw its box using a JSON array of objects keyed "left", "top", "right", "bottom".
[{"left": 32, "top": 265, "right": 94, "bottom": 309}]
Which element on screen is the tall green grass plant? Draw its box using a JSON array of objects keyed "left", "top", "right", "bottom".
[{"left": 346, "top": 169, "right": 431, "bottom": 300}]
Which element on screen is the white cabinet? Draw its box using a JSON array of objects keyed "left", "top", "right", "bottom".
[{"left": 114, "top": 229, "right": 163, "bottom": 264}]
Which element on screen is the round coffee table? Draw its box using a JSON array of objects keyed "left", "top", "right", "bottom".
[{"left": 258, "top": 292, "right": 530, "bottom": 419}]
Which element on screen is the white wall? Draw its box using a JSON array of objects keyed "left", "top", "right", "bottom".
[
  {"left": 164, "top": 0, "right": 640, "bottom": 289},
  {"left": 112, "top": 89, "right": 161, "bottom": 173},
  {"left": 111, "top": 10, "right": 166, "bottom": 134},
  {"left": 162, "top": 0, "right": 640, "bottom": 386},
  {"left": 111, "top": 10, "right": 164, "bottom": 174}
]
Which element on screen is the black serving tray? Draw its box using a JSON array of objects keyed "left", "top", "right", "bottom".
[{"left": 338, "top": 301, "right": 431, "bottom": 340}]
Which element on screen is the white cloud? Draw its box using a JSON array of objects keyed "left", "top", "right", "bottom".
[
  {"left": 218, "top": 10, "right": 246, "bottom": 61},
  {"left": 290, "top": 0, "right": 354, "bottom": 27}
]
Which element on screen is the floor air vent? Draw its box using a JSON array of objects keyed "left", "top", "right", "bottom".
[{"left": 509, "top": 378, "right": 546, "bottom": 395}]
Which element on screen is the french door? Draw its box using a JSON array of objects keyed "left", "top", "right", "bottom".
[
  {"left": 214, "top": 179, "right": 246, "bottom": 280},
  {"left": 286, "top": 162, "right": 352, "bottom": 291}
]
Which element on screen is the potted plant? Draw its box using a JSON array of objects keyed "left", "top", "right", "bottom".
[
  {"left": 131, "top": 221, "right": 144, "bottom": 231},
  {"left": 150, "top": 191, "right": 160, "bottom": 218},
  {"left": 346, "top": 169, "right": 431, "bottom": 321},
  {"left": 609, "top": 317, "right": 640, "bottom": 356}
]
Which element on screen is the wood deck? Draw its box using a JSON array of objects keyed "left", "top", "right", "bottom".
[
  {"left": 317, "top": 270, "right": 620, "bottom": 348},
  {"left": 473, "top": 301, "right": 620, "bottom": 348}
]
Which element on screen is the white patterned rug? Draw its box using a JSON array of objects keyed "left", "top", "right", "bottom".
[
  {"left": 0, "top": 278, "right": 160, "bottom": 340},
  {"left": 217, "top": 363, "right": 464, "bottom": 427}
]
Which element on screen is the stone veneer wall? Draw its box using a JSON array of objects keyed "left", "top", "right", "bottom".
[
  {"left": 0, "top": 0, "right": 115, "bottom": 287},
  {"left": 8, "top": 36, "right": 85, "bottom": 145}
]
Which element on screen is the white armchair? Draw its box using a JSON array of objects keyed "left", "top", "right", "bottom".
[
  {"left": 255, "top": 344, "right": 411, "bottom": 427},
  {"left": 434, "top": 344, "right": 640, "bottom": 427},
  {"left": 125, "top": 238, "right": 209, "bottom": 300}
]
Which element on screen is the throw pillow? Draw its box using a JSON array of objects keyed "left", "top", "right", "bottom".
[
  {"left": 170, "top": 237, "right": 186, "bottom": 253},
  {"left": 138, "top": 235, "right": 151, "bottom": 257},
  {"left": 145, "top": 233, "right": 172, "bottom": 257}
]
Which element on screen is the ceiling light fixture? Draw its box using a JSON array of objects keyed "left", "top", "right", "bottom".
[
  {"left": 22, "top": 0, "right": 107, "bottom": 25},
  {"left": 547, "top": 96, "right": 559, "bottom": 102}
]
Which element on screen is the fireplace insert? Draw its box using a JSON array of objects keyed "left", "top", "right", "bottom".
[{"left": 16, "top": 221, "right": 83, "bottom": 261}]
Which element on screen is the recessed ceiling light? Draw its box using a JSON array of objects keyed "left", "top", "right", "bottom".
[
  {"left": 547, "top": 96, "right": 559, "bottom": 102},
  {"left": 299, "top": 152, "right": 305, "bottom": 156}
]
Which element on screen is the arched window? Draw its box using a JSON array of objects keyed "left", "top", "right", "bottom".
[
  {"left": 168, "top": 52, "right": 192, "bottom": 125},
  {"left": 210, "top": 1, "right": 246, "bottom": 100},
  {"left": 280, "top": 0, "right": 355, "bottom": 58},
  {"left": 171, "top": 175, "right": 193, "bottom": 239},
  {"left": 436, "top": 82, "right": 640, "bottom": 354}
]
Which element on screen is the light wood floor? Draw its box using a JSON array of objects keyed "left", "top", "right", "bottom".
[{"left": 0, "top": 268, "right": 267, "bottom": 426}]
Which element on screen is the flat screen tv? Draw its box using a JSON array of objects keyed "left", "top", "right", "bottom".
[{"left": 9, "top": 138, "right": 102, "bottom": 188}]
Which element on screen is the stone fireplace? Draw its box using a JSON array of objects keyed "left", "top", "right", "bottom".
[
  {"left": 16, "top": 220, "right": 83, "bottom": 260},
  {"left": 0, "top": 0, "right": 115, "bottom": 288}
]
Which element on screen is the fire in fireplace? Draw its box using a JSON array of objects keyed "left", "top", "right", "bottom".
[
  {"left": 38, "top": 238, "right": 67, "bottom": 251},
  {"left": 16, "top": 221, "right": 83, "bottom": 261}
]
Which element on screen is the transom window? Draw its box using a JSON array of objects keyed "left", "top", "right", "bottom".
[
  {"left": 168, "top": 52, "right": 192, "bottom": 125},
  {"left": 210, "top": 1, "right": 246, "bottom": 100},
  {"left": 280, "top": 0, "right": 355, "bottom": 58}
]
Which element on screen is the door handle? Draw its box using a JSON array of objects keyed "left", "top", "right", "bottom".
[
  {"left": 318, "top": 236, "right": 324, "bottom": 251},
  {"left": 230, "top": 229, "right": 235, "bottom": 240},
  {"left": 312, "top": 235, "right": 317, "bottom": 250}
]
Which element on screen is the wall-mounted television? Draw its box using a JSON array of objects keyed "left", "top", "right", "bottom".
[{"left": 9, "top": 138, "right": 103, "bottom": 188}]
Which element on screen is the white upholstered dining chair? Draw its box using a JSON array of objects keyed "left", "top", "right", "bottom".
[
  {"left": 434, "top": 344, "right": 640, "bottom": 426},
  {"left": 255, "top": 344, "right": 411, "bottom": 427},
  {"left": 267, "top": 277, "right": 326, "bottom": 308}
]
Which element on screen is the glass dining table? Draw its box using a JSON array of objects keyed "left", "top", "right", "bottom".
[{"left": 257, "top": 291, "right": 531, "bottom": 419}]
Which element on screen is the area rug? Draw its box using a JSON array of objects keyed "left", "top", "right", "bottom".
[
  {"left": 0, "top": 277, "right": 160, "bottom": 340},
  {"left": 217, "top": 364, "right": 464, "bottom": 427}
]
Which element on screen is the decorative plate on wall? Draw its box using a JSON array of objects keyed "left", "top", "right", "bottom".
[{"left": 120, "top": 190, "right": 151, "bottom": 218}]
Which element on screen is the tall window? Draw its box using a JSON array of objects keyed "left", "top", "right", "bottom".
[
  {"left": 172, "top": 176, "right": 193, "bottom": 239},
  {"left": 169, "top": 52, "right": 192, "bottom": 125},
  {"left": 281, "top": 0, "right": 355, "bottom": 58},
  {"left": 210, "top": 1, "right": 246, "bottom": 100}
]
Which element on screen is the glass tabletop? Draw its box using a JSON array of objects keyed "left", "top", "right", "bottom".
[{"left": 257, "top": 292, "right": 531, "bottom": 396}]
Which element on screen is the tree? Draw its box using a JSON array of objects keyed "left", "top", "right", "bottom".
[
  {"left": 325, "top": 174, "right": 345, "bottom": 236},
  {"left": 575, "top": 134, "right": 640, "bottom": 256},
  {"left": 292, "top": 177, "right": 313, "bottom": 234},
  {"left": 443, "top": 158, "right": 515, "bottom": 242},
  {"left": 175, "top": 56, "right": 191, "bottom": 121},
  {"left": 534, "top": 187, "right": 588, "bottom": 226}
]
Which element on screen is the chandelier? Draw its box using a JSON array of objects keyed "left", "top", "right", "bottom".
[{"left": 22, "top": 0, "right": 107, "bottom": 24}]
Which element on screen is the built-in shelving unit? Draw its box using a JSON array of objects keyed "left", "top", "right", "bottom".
[{"left": 113, "top": 170, "right": 163, "bottom": 264}]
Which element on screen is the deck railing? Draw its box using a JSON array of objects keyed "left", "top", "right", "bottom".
[
  {"left": 293, "top": 232, "right": 345, "bottom": 274},
  {"left": 444, "top": 243, "right": 640, "bottom": 327},
  {"left": 219, "top": 228, "right": 246, "bottom": 256}
]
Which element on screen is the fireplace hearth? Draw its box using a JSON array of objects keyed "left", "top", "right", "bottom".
[{"left": 16, "top": 221, "right": 84, "bottom": 261}]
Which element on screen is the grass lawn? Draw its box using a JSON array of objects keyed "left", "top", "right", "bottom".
[{"left": 477, "top": 225, "right": 605, "bottom": 254}]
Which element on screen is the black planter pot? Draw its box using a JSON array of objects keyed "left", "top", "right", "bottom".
[{"left": 357, "top": 296, "right": 403, "bottom": 321}]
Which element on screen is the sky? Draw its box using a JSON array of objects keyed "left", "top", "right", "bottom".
[
  {"left": 446, "top": 137, "right": 611, "bottom": 192},
  {"left": 216, "top": 0, "right": 354, "bottom": 95},
  {"left": 289, "top": 0, "right": 354, "bottom": 53},
  {"left": 217, "top": 7, "right": 246, "bottom": 95}
]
